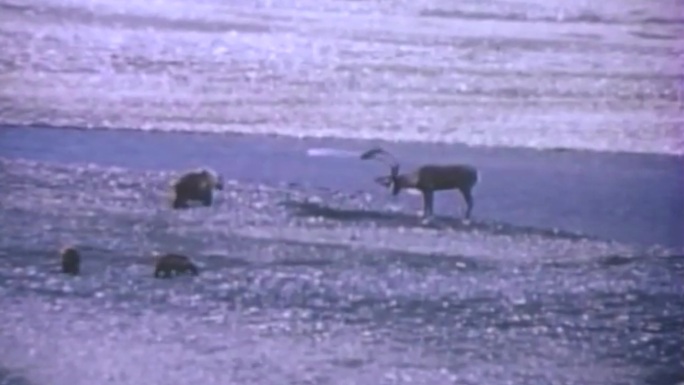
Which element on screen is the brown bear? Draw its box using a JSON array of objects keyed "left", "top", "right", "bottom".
[
  {"left": 171, "top": 169, "right": 224, "bottom": 209},
  {"left": 61, "top": 247, "right": 81, "bottom": 275},
  {"left": 154, "top": 253, "right": 199, "bottom": 278}
]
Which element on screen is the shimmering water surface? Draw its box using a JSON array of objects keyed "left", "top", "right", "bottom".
[
  {"left": 0, "top": 0, "right": 683, "bottom": 384},
  {"left": 0, "top": 0, "right": 683, "bottom": 154}
]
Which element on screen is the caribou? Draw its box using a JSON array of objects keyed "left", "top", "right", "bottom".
[{"left": 361, "top": 147, "right": 479, "bottom": 220}]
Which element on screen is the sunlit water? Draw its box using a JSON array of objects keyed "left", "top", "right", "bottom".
[
  {"left": 0, "top": 0, "right": 682, "bottom": 154},
  {"left": 0, "top": 0, "right": 683, "bottom": 384}
]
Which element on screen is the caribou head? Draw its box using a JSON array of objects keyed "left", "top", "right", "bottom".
[{"left": 361, "top": 147, "right": 403, "bottom": 196}]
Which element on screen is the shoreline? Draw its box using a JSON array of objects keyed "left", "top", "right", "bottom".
[
  {"left": 1, "top": 123, "right": 682, "bottom": 250},
  {"left": 7, "top": 122, "right": 684, "bottom": 159}
]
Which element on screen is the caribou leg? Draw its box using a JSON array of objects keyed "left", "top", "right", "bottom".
[
  {"left": 459, "top": 187, "right": 474, "bottom": 219},
  {"left": 421, "top": 190, "right": 434, "bottom": 218}
]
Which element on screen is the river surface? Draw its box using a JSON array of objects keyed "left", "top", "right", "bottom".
[{"left": 0, "top": 0, "right": 683, "bottom": 384}]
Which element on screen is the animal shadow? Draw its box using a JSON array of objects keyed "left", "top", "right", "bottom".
[
  {"left": 282, "top": 200, "right": 593, "bottom": 240},
  {"left": 281, "top": 200, "right": 419, "bottom": 226}
]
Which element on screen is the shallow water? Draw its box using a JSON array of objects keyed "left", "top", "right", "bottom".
[
  {"left": 0, "top": 0, "right": 683, "bottom": 384},
  {"left": 0, "top": 0, "right": 683, "bottom": 154}
]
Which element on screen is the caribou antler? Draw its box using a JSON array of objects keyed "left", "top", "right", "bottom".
[
  {"left": 360, "top": 147, "right": 399, "bottom": 169},
  {"left": 360, "top": 146, "right": 480, "bottom": 220},
  {"left": 361, "top": 146, "right": 401, "bottom": 191}
]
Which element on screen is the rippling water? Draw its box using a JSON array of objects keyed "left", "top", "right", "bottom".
[
  {"left": 0, "top": 0, "right": 683, "bottom": 384},
  {"left": 0, "top": 0, "right": 683, "bottom": 154}
]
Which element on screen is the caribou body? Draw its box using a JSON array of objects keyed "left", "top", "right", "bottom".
[{"left": 361, "top": 147, "right": 479, "bottom": 219}]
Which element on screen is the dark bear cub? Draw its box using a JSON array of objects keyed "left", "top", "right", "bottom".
[
  {"left": 154, "top": 254, "right": 199, "bottom": 278},
  {"left": 171, "top": 169, "right": 224, "bottom": 209},
  {"left": 61, "top": 247, "right": 81, "bottom": 275}
]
